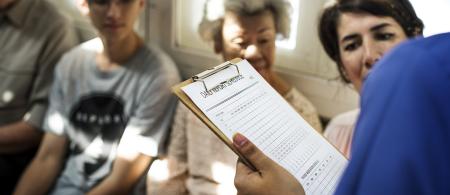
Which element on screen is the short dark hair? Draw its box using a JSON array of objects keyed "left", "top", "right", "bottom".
[{"left": 318, "top": 0, "right": 424, "bottom": 83}]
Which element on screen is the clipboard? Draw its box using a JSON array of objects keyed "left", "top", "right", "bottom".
[
  {"left": 172, "top": 58, "right": 348, "bottom": 194},
  {"left": 171, "top": 58, "right": 257, "bottom": 171}
]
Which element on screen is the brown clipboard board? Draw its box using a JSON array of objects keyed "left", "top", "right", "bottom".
[{"left": 171, "top": 58, "right": 257, "bottom": 171}]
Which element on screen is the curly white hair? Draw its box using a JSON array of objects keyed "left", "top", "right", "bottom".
[{"left": 198, "top": 0, "right": 292, "bottom": 42}]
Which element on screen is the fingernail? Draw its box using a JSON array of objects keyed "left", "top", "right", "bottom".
[{"left": 233, "top": 133, "right": 248, "bottom": 148}]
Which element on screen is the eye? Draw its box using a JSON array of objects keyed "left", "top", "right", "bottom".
[
  {"left": 234, "top": 42, "right": 247, "bottom": 48},
  {"left": 89, "top": 0, "right": 109, "bottom": 5},
  {"left": 231, "top": 38, "right": 246, "bottom": 48},
  {"left": 375, "top": 33, "right": 395, "bottom": 41},
  {"left": 258, "top": 39, "right": 269, "bottom": 45},
  {"left": 239, "top": 42, "right": 248, "bottom": 47},
  {"left": 89, "top": 0, "right": 135, "bottom": 5},
  {"left": 343, "top": 41, "right": 359, "bottom": 52},
  {"left": 120, "top": 0, "right": 135, "bottom": 4}
]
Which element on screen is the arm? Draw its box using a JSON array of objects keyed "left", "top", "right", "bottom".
[
  {"left": 233, "top": 133, "right": 305, "bottom": 195},
  {"left": 0, "top": 15, "right": 77, "bottom": 154},
  {"left": 149, "top": 104, "right": 190, "bottom": 194},
  {"left": 13, "top": 133, "right": 69, "bottom": 195},
  {"left": 0, "top": 122, "right": 42, "bottom": 154},
  {"left": 87, "top": 141, "right": 152, "bottom": 195}
]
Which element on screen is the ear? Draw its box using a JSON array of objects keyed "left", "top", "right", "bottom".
[
  {"left": 76, "top": 0, "right": 90, "bottom": 16},
  {"left": 213, "top": 41, "right": 222, "bottom": 54},
  {"left": 139, "top": 0, "right": 145, "bottom": 9},
  {"left": 213, "top": 34, "right": 223, "bottom": 54}
]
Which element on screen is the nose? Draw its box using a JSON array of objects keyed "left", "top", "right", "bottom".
[
  {"left": 106, "top": 2, "right": 121, "bottom": 19},
  {"left": 244, "top": 44, "right": 263, "bottom": 61},
  {"left": 362, "top": 40, "right": 381, "bottom": 70}
]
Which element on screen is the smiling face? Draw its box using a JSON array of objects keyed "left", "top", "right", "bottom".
[
  {"left": 219, "top": 10, "right": 276, "bottom": 74},
  {"left": 337, "top": 12, "right": 408, "bottom": 92},
  {"left": 87, "top": 0, "right": 143, "bottom": 42}
]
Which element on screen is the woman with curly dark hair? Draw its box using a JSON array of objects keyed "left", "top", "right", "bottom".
[{"left": 319, "top": 0, "right": 423, "bottom": 158}]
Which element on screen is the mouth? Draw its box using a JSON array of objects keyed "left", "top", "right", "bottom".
[{"left": 104, "top": 23, "right": 124, "bottom": 30}]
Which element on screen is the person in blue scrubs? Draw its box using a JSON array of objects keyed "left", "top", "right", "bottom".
[
  {"left": 232, "top": 32, "right": 450, "bottom": 195},
  {"left": 335, "top": 32, "right": 450, "bottom": 195}
]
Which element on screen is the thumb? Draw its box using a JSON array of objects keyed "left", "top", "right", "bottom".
[{"left": 233, "top": 133, "right": 275, "bottom": 172}]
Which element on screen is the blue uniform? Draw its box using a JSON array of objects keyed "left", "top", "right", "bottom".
[{"left": 335, "top": 32, "right": 450, "bottom": 195}]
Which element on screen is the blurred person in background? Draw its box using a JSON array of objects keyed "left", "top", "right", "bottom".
[
  {"left": 0, "top": 0, "right": 77, "bottom": 194},
  {"left": 13, "top": 0, "right": 179, "bottom": 194}
]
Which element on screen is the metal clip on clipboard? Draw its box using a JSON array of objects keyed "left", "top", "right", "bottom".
[{"left": 192, "top": 61, "right": 241, "bottom": 92}]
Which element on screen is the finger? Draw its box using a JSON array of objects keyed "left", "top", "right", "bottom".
[
  {"left": 235, "top": 160, "right": 256, "bottom": 192},
  {"left": 233, "top": 133, "right": 275, "bottom": 171},
  {"left": 236, "top": 158, "right": 254, "bottom": 175}
]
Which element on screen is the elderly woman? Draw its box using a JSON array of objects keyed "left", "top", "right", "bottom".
[
  {"left": 321, "top": 0, "right": 423, "bottom": 158},
  {"left": 149, "top": 0, "right": 321, "bottom": 194},
  {"left": 196, "top": 0, "right": 322, "bottom": 129}
]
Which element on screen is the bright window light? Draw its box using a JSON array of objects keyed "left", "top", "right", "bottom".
[
  {"left": 410, "top": 0, "right": 450, "bottom": 36},
  {"left": 276, "top": 0, "right": 299, "bottom": 50}
]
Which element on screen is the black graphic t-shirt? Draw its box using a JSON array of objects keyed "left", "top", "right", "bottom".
[{"left": 69, "top": 93, "right": 127, "bottom": 178}]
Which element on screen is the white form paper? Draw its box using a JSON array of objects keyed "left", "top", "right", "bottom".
[{"left": 182, "top": 60, "right": 348, "bottom": 195}]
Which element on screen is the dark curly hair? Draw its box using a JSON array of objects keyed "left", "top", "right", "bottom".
[{"left": 318, "top": 0, "right": 424, "bottom": 83}]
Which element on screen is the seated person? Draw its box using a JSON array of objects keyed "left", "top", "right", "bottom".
[
  {"left": 149, "top": 0, "right": 321, "bottom": 194},
  {"left": 320, "top": 0, "right": 423, "bottom": 158},
  {"left": 13, "top": 0, "right": 179, "bottom": 194},
  {"left": 0, "top": 0, "right": 78, "bottom": 194},
  {"left": 233, "top": 31, "right": 450, "bottom": 195}
]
